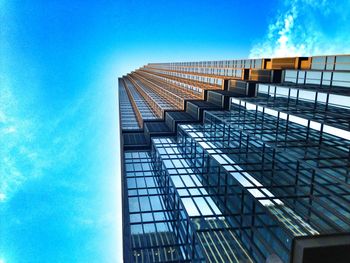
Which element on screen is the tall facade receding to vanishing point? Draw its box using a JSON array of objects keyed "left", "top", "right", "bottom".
[{"left": 118, "top": 55, "right": 350, "bottom": 263}]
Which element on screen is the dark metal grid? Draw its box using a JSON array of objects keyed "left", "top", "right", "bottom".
[
  {"left": 151, "top": 139, "right": 208, "bottom": 262},
  {"left": 142, "top": 67, "right": 225, "bottom": 90},
  {"left": 136, "top": 70, "right": 203, "bottom": 100},
  {"left": 119, "top": 78, "right": 140, "bottom": 130},
  {"left": 124, "top": 151, "right": 188, "bottom": 262},
  {"left": 132, "top": 73, "right": 185, "bottom": 109},
  {"left": 257, "top": 83, "right": 350, "bottom": 111},
  {"left": 120, "top": 56, "right": 350, "bottom": 263},
  {"left": 146, "top": 66, "right": 239, "bottom": 80},
  {"left": 123, "top": 77, "right": 158, "bottom": 122},
  {"left": 177, "top": 125, "right": 305, "bottom": 262},
  {"left": 200, "top": 111, "right": 349, "bottom": 227},
  {"left": 154, "top": 73, "right": 349, "bottom": 262},
  {"left": 151, "top": 137, "right": 253, "bottom": 263},
  {"left": 149, "top": 58, "right": 263, "bottom": 70},
  {"left": 169, "top": 98, "right": 350, "bottom": 259},
  {"left": 226, "top": 96, "right": 350, "bottom": 184},
  {"left": 128, "top": 74, "right": 177, "bottom": 118},
  {"left": 143, "top": 67, "right": 225, "bottom": 88}
]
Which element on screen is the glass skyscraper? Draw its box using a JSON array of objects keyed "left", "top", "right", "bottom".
[{"left": 118, "top": 55, "right": 350, "bottom": 262}]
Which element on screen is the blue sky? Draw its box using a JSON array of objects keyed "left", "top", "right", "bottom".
[{"left": 1, "top": 0, "right": 350, "bottom": 262}]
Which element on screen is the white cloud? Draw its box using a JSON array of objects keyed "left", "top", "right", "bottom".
[
  {"left": 0, "top": 83, "right": 47, "bottom": 202},
  {"left": 0, "top": 72, "right": 109, "bottom": 203},
  {"left": 249, "top": 0, "right": 350, "bottom": 58},
  {"left": 0, "top": 74, "right": 91, "bottom": 202},
  {"left": 0, "top": 193, "right": 6, "bottom": 202},
  {"left": 2, "top": 126, "right": 16, "bottom": 134}
]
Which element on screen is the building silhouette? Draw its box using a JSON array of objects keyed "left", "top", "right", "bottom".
[{"left": 118, "top": 55, "right": 350, "bottom": 262}]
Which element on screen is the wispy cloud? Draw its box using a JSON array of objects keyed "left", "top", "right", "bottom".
[
  {"left": 0, "top": 81, "right": 48, "bottom": 202},
  {"left": 249, "top": 0, "right": 350, "bottom": 58},
  {"left": 0, "top": 75, "right": 94, "bottom": 202}
]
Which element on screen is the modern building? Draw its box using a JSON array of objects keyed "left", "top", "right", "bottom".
[{"left": 118, "top": 55, "right": 350, "bottom": 263}]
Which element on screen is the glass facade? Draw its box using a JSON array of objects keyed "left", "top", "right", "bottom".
[
  {"left": 119, "top": 79, "right": 140, "bottom": 130},
  {"left": 125, "top": 151, "right": 187, "bottom": 262},
  {"left": 119, "top": 54, "right": 350, "bottom": 263}
]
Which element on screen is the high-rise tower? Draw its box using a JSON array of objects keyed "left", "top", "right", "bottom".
[{"left": 118, "top": 55, "right": 350, "bottom": 262}]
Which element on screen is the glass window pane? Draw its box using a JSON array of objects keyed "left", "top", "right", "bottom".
[
  {"left": 182, "top": 198, "right": 200, "bottom": 216},
  {"left": 194, "top": 197, "right": 213, "bottom": 216}
]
